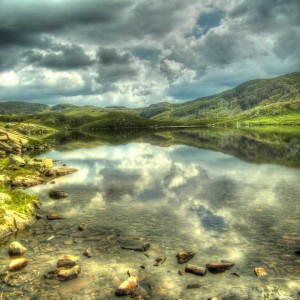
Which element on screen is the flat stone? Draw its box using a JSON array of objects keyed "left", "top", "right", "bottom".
[
  {"left": 176, "top": 250, "right": 195, "bottom": 264},
  {"left": 8, "top": 258, "right": 28, "bottom": 271},
  {"left": 45, "top": 167, "right": 77, "bottom": 177},
  {"left": 206, "top": 262, "right": 235, "bottom": 273},
  {"left": 185, "top": 264, "right": 207, "bottom": 276},
  {"left": 8, "top": 242, "right": 27, "bottom": 256}
]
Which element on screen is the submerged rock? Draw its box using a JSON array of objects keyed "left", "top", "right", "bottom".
[
  {"left": 56, "top": 265, "right": 81, "bottom": 281},
  {"left": 8, "top": 258, "right": 28, "bottom": 271},
  {"left": 254, "top": 267, "right": 268, "bottom": 277},
  {"left": 185, "top": 264, "right": 207, "bottom": 276},
  {"left": 206, "top": 262, "right": 234, "bottom": 273},
  {"left": 49, "top": 190, "right": 68, "bottom": 199},
  {"left": 57, "top": 258, "right": 77, "bottom": 268},
  {"left": 8, "top": 242, "right": 27, "bottom": 256},
  {"left": 115, "top": 276, "right": 138, "bottom": 296},
  {"left": 176, "top": 250, "right": 195, "bottom": 264},
  {"left": 46, "top": 212, "right": 64, "bottom": 220}
]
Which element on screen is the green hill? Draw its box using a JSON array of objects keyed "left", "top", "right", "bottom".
[{"left": 0, "top": 101, "right": 48, "bottom": 114}]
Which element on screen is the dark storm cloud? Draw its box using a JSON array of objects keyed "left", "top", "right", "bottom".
[
  {"left": 98, "top": 48, "right": 131, "bottom": 65},
  {"left": 0, "top": 0, "right": 299, "bottom": 106},
  {"left": 25, "top": 45, "right": 94, "bottom": 70}
]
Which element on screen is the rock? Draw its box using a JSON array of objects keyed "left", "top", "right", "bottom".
[
  {"left": 83, "top": 247, "right": 92, "bottom": 258},
  {"left": 49, "top": 190, "right": 68, "bottom": 199},
  {"left": 176, "top": 250, "right": 195, "bottom": 264},
  {"left": 9, "top": 155, "right": 26, "bottom": 166},
  {"left": 254, "top": 267, "right": 268, "bottom": 277},
  {"left": 115, "top": 276, "right": 138, "bottom": 296},
  {"left": 187, "top": 284, "right": 201, "bottom": 289},
  {"left": 46, "top": 212, "right": 64, "bottom": 220},
  {"left": 178, "top": 270, "right": 184, "bottom": 276},
  {"left": 11, "top": 175, "right": 44, "bottom": 188},
  {"left": 154, "top": 256, "right": 166, "bottom": 266},
  {"left": 8, "top": 242, "right": 27, "bottom": 256},
  {"left": 120, "top": 240, "right": 150, "bottom": 252},
  {"left": 78, "top": 222, "right": 88, "bottom": 231},
  {"left": 57, "top": 258, "right": 77, "bottom": 268},
  {"left": 45, "top": 167, "right": 77, "bottom": 177},
  {"left": 8, "top": 258, "right": 28, "bottom": 271},
  {"left": 295, "top": 250, "right": 300, "bottom": 255},
  {"left": 206, "top": 262, "right": 235, "bottom": 273},
  {"left": 185, "top": 264, "right": 207, "bottom": 276},
  {"left": 56, "top": 265, "right": 81, "bottom": 281}
]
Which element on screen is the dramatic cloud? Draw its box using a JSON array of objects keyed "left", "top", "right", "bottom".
[{"left": 0, "top": 0, "right": 299, "bottom": 107}]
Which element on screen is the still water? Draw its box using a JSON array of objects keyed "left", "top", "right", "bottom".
[{"left": 0, "top": 129, "right": 300, "bottom": 299}]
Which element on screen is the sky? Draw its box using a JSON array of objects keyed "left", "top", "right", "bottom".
[{"left": 0, "top": 0, "right": 299, "bottom": 108}]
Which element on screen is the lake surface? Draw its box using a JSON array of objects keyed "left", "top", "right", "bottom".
[{"left": 0, "top": 128, "right": 300, "bottom": 299}]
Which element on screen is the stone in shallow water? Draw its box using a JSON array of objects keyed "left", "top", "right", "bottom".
[
  {"left": 206, "top": 262, "right": 234, "bottom": 273},
  {"left": 185, "top": 264, "right": 207, "bottom": 276},
  {"left": 186, "top": 283, "right": 201, "bottom": 289},
  {"left": 254, "top": 267, "right": 268, "bottom": 277},
  {"left": 56, "top": 265, "right": 81, "bottom": 281},
  {"left": 115, "top": 276, "right": 138, "bottom": 296},
  {"left": 83, "top": 247, "right": 92, "bottom": 258},
  {"left": 56, "top": 258, "right": 77, "bottom": 268},
  {"left": 154, "top": 256, "right": 166, "bottom": 266},
  {"left": 176, "top": 250, "right": 195, "bottom": 264},
  {"left": 8, "top": 258, "right": 28, "bottom": 271},
  {"left": 49, "top": 190, "right": 68, "bottom": 199},
  {"left": 120, "top": 240, "right": 150, "bottom": 252},
  {"left": 8, "top": 242, "right": 27, "bottom": 256}
]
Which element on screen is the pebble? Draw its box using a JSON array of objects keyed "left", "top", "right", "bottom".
[
  {"left": 186, "top": 284, "right": 201, "bottom": 289},
  {"left": 78, "top": 222, "right": 88, "bottom": 231},
  {"left": 83, "top": 247, "right": 92, "bottom": 258},
  {"left": 115, "top": 276, "right": 138, "bottom": 296},
  {"left": 46, "top": 212, "right": 64, "bottom": 220}
]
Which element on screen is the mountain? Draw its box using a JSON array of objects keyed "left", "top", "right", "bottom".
[
  {"left": 0, "top": 72, "right": 299, "bottom": 127},
  {"left": 138, "top": 72, "right": 300, "bottom": 124},
  {"left": 0, "top": 101, "right": 48, "bottom": 114}
]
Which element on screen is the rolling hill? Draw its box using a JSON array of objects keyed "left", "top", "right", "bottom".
[{"left": 0, "top": 72, "right": 299, "bottom": 128}]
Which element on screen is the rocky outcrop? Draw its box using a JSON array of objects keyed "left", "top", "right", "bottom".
[
  {"left": 45, "top": 167, "right": 77, "bottom": 177},
  {"left": 10, "top": 175, "right": 45, "bottom": 188}
]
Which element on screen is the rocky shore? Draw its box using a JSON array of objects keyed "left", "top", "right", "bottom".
[{"left": 0, "top": 128, "right": 77, "bottom": 239}]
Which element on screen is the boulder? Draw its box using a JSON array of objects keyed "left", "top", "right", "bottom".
[
  {"left": 8, "top": 242, "right": 27, "bottom": 256},
  {"left": 8, "top": 258, "right": 28, "bottom": 271},
  {"left": 176, "top": 250, "right": 195, "bottom": 264},
  {"left": 49, "top": 190, "right": 68, "bottom": 199}
]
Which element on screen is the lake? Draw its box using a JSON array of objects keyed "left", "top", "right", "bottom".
[{"left": 0, "top": 128, "right": 300, "bottom": 299}]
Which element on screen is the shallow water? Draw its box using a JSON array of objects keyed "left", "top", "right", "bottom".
[{"left": 1, "top": 133, "right": 300, "bottom": 299}]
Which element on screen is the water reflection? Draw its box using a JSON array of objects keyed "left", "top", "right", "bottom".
[{"left": 0, "top": 134, "right": 300, "bottom": 299}]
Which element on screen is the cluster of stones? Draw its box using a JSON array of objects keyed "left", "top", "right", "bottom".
[{"left": 175, "top": 249, "right": 268, "bottom": 289}]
